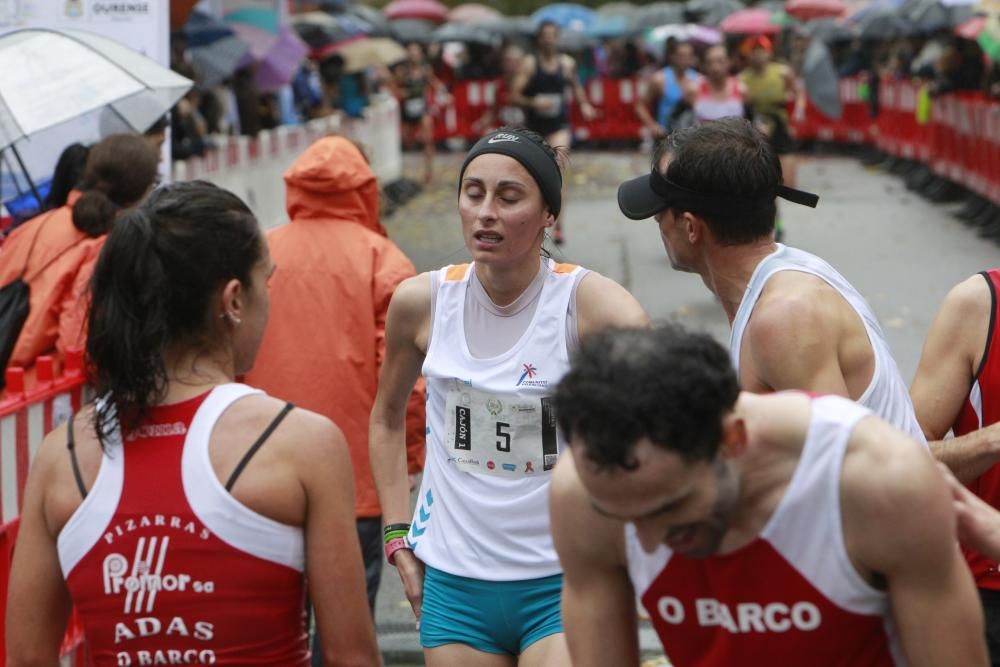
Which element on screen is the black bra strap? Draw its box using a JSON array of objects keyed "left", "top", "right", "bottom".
[
  {"left": 66, "top": 414, "right": 87, "bottom": 500},
  {"left": 225, "top": 403, "right": 295, "bottom": 492}
]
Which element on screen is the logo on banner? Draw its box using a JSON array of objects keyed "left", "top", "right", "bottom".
[{"left": 91, "top": 2, "right": 152, "bottom": 18}]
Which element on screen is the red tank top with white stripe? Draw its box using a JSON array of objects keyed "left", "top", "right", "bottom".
[
  {"left": 954, "top": 269, "right": 1000, "bottom": 590},
  {"left": 57, "top": 384, "right": 308, "bottom": 666},
  {"left": 626, "top": 396, "right": 907, "bottom": 666}
]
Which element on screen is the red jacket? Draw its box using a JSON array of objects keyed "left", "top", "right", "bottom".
[{"left": 244, "top": 137, "right": 425, "bottom": 518}]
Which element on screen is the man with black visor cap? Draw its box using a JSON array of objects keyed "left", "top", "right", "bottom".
[{"left": 616, "top": 117, "right": 926, "bottom": 443}]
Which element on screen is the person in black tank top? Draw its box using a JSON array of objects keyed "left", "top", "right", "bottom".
[
  {"left": 392, "top": 42, "right": 449, "bottom": 185},
  {"left": 509, "top": 22, "right": 596, "bottom": 245}
]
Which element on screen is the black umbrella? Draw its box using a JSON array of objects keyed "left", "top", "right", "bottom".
[
  {"left": 857, "top": 9, "right": 914, "bottom": 39},
  {"left": 391, "top": 18, "right": 436, "bottom": 44},
  {"left": 802, "top": 38, "right": 841, "bottom": 118},
  {"left": 802, "top": 17, "right": 856, "bottom": 42},
  {"left": 473, "top": 15, "right": 536, "bottom": 40},
  {"left": 686, "top": 0, "right": 745, "bottom": 24},
  {"left": 432, "top": 22, "right": 501, "bottom": 45},
  {"left": 900, "top": 0, "right": 974, "bottom": 33}
]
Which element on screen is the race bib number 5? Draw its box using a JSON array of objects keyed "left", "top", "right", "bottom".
[{"left": 445, "top": 386, "right": 559, "bottom": 477}]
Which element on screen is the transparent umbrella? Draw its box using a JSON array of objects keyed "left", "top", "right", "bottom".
[{"left": 0, "top": 28, "right": 192, "bottom": 200}]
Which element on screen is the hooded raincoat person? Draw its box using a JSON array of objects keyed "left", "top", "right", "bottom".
[
  {"left": 244, "top": 136, "right": 426, "bottom": 617},
  {"left": 0, "top": 190, "right": 99, "bottom": 374}
]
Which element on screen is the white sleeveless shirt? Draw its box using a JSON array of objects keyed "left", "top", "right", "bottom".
[
  {"left": 412, "top": 259, "right": 587, "bottom": 580},
  {"left": 625, "top": 396, "right": 907, "bottom": 666},
  {"left": 730, "top": 245, "right": 926, "bottom": 446}
]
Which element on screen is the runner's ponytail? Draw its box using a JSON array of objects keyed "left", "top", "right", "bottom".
[{"left": 86, "top": 181, "right": 261, "bottom": 449}]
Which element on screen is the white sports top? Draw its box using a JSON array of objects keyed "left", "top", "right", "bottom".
[
  {"left": 625, "top": 396, "right": 907, "bottom": 666},
  {"left": 413, "top": 259, "right": 587, "bottom": 580},
  {"left": 730, "top": 245, "right": 926, "bottom": 446}
]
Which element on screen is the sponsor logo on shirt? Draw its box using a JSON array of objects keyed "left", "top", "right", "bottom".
[
  {"left": 487, "top": 460, "right": 496, "bottom": 470},
  {"left": 501, "top": 463, "right": 517, "bottom": 472},
  {"left": 103, "top": 537, "right": 215, "bottom": 614},
  {"left": 525, "top": 461, "right": 535, "bottom": 473},
  {"left": 653, "top": 596, "right": 822, "bottom": 634},
  {"left": 516, "top": 363, "right": 548, "bottom": 388},
  {"left": 125, "top": 422, "right": 187, "bottom": 441}
]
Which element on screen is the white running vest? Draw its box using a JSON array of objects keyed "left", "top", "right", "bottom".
[
  {"left": 730, "top": 245, "right": 926, "bottom": 445},
  {"left": 413, "top": 259, "right": 586, "bottom": 580},
  {"left": 625, "top": 396, "right": 907, "bottom": 667}
]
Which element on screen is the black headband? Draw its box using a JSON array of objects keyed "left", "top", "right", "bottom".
[{"left": 459, "top": 130, "right": 563, "bottom": 219}]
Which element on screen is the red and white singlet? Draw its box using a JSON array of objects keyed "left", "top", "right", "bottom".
[
  {"left": 57, "top": 384, "right": 308, "bottom": 666},
  {"left": 626, "top": 396, "right": 907, "bottom": 666},
  {"left": 954, "top": 269, "right": 1000, "bottom": 590}
]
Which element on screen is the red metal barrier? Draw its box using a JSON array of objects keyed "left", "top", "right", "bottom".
[{"left": 1, "top": 350, "right": 89, "bottom": 664}]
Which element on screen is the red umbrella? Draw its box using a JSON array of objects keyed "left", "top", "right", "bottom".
[
  {"left": 954, "top": 15, "right": 986, "bottom": 41},
  {"left": 720, "top": 8, "right": 782, "bottom": 34},
  {"left": 384, "top": 0, "right": 449, "bottom": 24},
  {"left": 785, "top": 0, "right": 847, "bottom": 20},
  {"left": 449, "top": 3, "right": 502, "bottom": 24}
]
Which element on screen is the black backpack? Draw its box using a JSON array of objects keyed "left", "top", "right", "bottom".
[{"left": 0, "top": 213, "right": 77, "bottom": 387}]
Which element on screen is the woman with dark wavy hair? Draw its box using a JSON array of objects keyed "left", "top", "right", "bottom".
[{"left": 7, "top": 181, "right": 379, "bottom": 666}]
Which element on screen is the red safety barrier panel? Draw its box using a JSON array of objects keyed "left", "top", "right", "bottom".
[{"left": 1, "top": 350, "right": 90, "bottom": 664}]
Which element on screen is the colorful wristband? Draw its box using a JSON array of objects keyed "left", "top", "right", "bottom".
[
  {"left": 385, "top": 537, "right": 411, "bottom": 566},
  {"left": 383, "top": 523, "right": 411, "bottom": 535}
]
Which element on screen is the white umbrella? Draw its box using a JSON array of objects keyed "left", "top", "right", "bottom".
[{"left": 0, "top": 28, "right": 192, "bottom": 200}]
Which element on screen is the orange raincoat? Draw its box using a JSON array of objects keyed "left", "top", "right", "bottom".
[
  {"left": 244, "top": 137, "right": 425, "bottom": 519},
  {"left": 0, "top": 191, "right": 101, "bottom": 374}
]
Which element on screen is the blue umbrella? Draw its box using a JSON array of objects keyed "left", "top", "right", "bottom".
[
  {"left": 532, "top": 4, "right": 597, "bottom": 32},
  {"left": 588, "top": 14, "right": 632, "bottom": 38}
]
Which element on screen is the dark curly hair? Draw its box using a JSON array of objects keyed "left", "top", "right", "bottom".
[{"left": 554, "top": 324, "right": 741, "bottom": 470}]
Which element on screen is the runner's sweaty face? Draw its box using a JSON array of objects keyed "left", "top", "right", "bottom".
[
  {"left": 459, "top": 153, "right": 553, "bottom": 267},
  {"left": 572, "top": 436, "right": 741, "bottom": 559}
]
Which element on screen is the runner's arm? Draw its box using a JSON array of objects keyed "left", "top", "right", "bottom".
[
  {"left": 634, "top": 74, "right": 665, "bottom": 136},
  {"left": 575, "top": 272, "right": 650, "bottom": 339},
  {"left": 370, "top": 273, "right": 431, "bottom": 526},
  {"left": 6, "top": 428, "right": 73, "bottom": 666},
  {"left": 844, "top": 418, "right": 987, "bottom": 667},
  {"left": 564, "top": 55, "right": 596, "bottom": 120},
  {"left": 745, "top": 289, "right": 851, "bottom": 395},
  {"left": 373, "top": 243, "right": 426, "bottom": 476},
  {"left": 550, "top": 456, "right": 640, "bottom": 667},
  {"left": 509, "top": 55, "right": 537, "bottom": 109},
  {"left": 295, "top": 414, "right": 381, "bottom": 667},
  {"left": 911, "top": 274, "right": 997, "bottom": 481}
]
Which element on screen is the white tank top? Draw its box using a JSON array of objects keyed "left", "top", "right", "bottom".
[
  {"left": 693, "top": 77, "right": 746, "bottom": 124},
  {"left": 625, "top": 396, "right": 907, "bottom": 666},
  {"left": 730, "top": 245, "right": 926, "bottom": 446},
  {"left": 413, "top": 259, "right": 587, "bottom": 580}
]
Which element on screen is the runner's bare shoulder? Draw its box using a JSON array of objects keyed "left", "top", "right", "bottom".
[
  {"left": 388, "top": 271, "right": 434, "bottom": 351},
  {"left": 550, "top": 453, "right": 625, "bottom": 566},
  {"left": 839, "top": 415, "right": 943, "bottom": 581}
]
